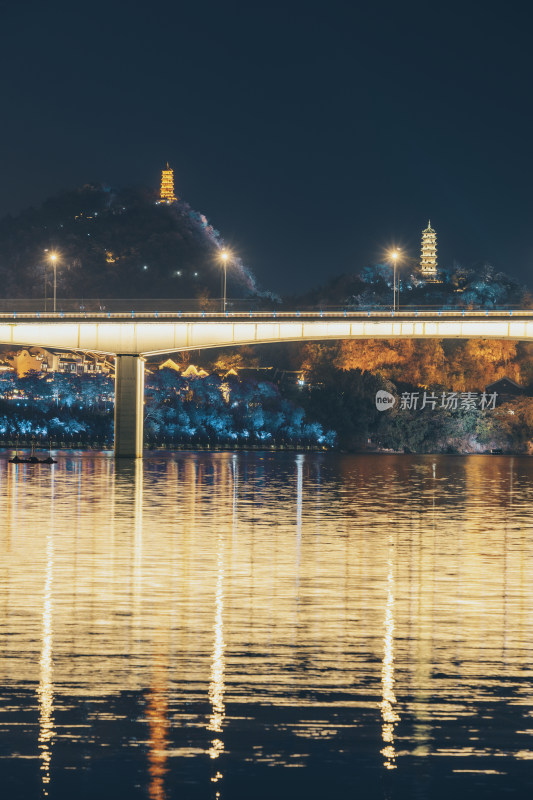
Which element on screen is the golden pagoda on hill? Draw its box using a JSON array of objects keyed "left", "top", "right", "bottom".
[
  {"left": 160, "top": 163, "right": 177, "bottom": 203},
  {"left": 420, "top": 220, "right": 438, "bottom": 281}
]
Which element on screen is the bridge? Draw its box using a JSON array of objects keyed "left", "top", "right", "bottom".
[{"left": 2, "top": 308, "right": 532, "bottom": 457}]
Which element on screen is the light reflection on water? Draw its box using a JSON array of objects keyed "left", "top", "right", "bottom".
[
  {"left": 1, "top": 452, "right": 533, "bottom": 799},
  {"left": 38, "top": 523, "right": 54, "bottom": 794},
  {"left": 380, "top": 536, "right": 399, "bottom": 770}
]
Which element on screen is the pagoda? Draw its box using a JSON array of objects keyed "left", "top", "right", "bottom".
[
  {"left": 420, "top": 220, "right": 438, "bottom": 280},
  {"left": 160, "top": 163, "right": 177, "bottom": 203}
]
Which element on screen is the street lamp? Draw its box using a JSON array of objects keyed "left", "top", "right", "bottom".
[
  {"left": 220, "top": 249, "right": 229, "bottom": 313},
  {"left": 389, "top": 249, "right": 400, "bottom": 311},
  {"left": 49, "top": 252, "right": 58, "bottom": 312}
]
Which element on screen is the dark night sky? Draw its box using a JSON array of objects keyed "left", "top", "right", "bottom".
[{"left": 1, "top": 0, "right": 532, "bottom": 294}]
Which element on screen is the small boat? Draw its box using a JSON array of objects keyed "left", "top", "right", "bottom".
[
  {"left": 40, "top": 440, "right": 57, "bottom": 464},
  {"left": 9, "top": 440, "right": 57, "bottom": 465},
  {"left": 9, "top": 441, "right": 21, "bottom": 464}
]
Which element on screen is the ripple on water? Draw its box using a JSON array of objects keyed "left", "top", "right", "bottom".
[{"left": 0, "top": 452, "right": 533, "bottom": 798}]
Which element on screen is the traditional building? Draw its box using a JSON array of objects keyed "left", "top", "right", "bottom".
[
  {"left": 4, "top": 347, "right": 110, "bottom": 377},
  {"left": 420, "top": 220, "right": 438, "bottom": 280},
  {"left": 160, "top": 163, "right": 177, "bottom": 203},
  {"left": 6, "top": 348, "right": 60, "bottom": 377},
  {"left": 485, "top": 377, "right": 526, "bottom": 399}
]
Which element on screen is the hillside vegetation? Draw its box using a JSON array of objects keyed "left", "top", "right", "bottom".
[{"left": 0, "top": 185, "right": 259, "bottom": 300}]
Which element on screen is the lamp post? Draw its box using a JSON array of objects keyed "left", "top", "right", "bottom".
[
  {"left": 390, "top": 250, "right": 400, "bottom": 311},
  {"left": 50, "top": 253, "right": 58, "bottom": 312},
  {"left": 220, "top": 250, "right": 229, "bottom": 313}
]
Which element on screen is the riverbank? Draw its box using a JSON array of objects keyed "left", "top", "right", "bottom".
[{"left": 0, "top": 439, "right": 330, "bottom": 454}]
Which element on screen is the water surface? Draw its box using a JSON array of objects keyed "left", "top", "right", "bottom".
[{"left": 1, "top": 452, "right": 532, "bottom": 799}]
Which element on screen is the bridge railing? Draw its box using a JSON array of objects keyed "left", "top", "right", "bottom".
[
  {"left": 0, "top": 309, "right": 532, "bottom": 320},
  {"left": 0, "top": 297, "right": 533, "bottom": 315},
  {"left": 0, "top": 298, "right": 235, "bottom": 313}
]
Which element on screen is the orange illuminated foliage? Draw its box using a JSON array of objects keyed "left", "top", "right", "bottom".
[{"left": 299, "top": 338, "right": 530, "bottom": 391}]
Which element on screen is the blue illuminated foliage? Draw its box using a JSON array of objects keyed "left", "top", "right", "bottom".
[
  {"left": 0, "top": 368, "right": 335, "bottom": 447},
  {"left": 144, "top": 369, "right": 334, "bottom": 445}
]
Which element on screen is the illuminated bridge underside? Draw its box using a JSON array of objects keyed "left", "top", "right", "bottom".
[
  {"left": 2, "top": 317, "right": 533, "bottom": 356},
  {"left": 2, "top": 313, "right": 532, "bottom": 458}
]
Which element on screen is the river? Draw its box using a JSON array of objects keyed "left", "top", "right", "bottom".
[{"left": 1, "top": 452, "right": 532, "bottom": 799}]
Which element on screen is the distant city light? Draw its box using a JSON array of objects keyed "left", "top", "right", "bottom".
[{"left": 143, "top": 265, "right": 148, "bottom": 270}]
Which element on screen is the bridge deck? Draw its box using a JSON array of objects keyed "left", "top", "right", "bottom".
[
  {"left": 2, "top": 310, "right": 533, "bottom": 359},
  {"left": 2, "top": 308, "right": 532, "bottom": 458},
  {"left": 1, "top": 310, "right": 533, "bottom": 322}
]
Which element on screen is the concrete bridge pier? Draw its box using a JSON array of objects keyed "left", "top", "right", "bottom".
[{"left": 114, "top": 355, "right": 144, "bottom": 458}]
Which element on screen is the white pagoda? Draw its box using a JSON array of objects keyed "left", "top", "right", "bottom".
[{"left": 420, "top": 220, "right": 438, "bottom": 280}]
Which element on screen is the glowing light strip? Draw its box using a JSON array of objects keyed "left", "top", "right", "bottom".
[
  {"left": 38, "top": 530, "right": 54, "bottom": 794},
  {"left": 208, "top": 531, "right": 226, "bottom": 766},
  {"left": 380, "top": 554, "right": 400, "bottom": 770}
]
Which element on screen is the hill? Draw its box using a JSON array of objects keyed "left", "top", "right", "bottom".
[
  {"left": 0, "top": 184, "right": 262, "bottom": 301},
  {"left": 288, "top": 262, "right": 531, "bottom": 309}
]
